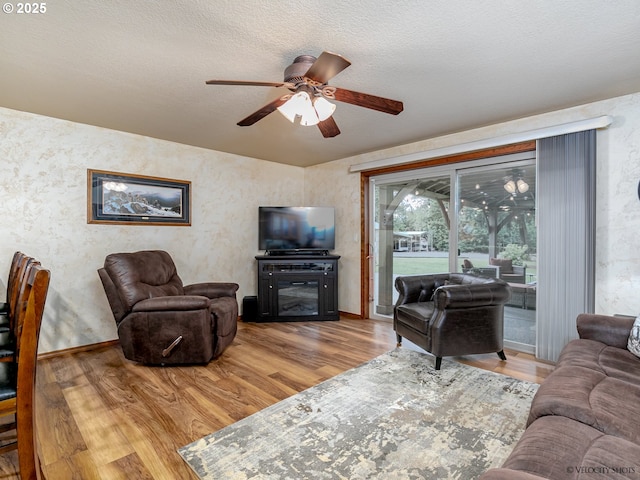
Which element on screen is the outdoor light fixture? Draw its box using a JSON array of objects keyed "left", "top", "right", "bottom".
[
  {"left": 503, "top": 179, "right": 517, "bottom": 194},
  {"left": 504, "top": 176, "right": 529, "bottom": 194},
  {"left": 277, "top": 91, "right": 336, "bottom": 126},
  {"left": 516, "top": 178, "right": 529, "bottom": 193}
]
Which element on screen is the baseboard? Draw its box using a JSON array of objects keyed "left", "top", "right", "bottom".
[
  {"left": 37, "top": 339, "right": 120, "bottom": 361},
  {"left": 39, "top": 313, "right": 362, "bottom": 359}
]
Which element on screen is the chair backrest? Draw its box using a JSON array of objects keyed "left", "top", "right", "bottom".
[
  {"left": 11, "top": 263, "right": 50, "bottom": 480},
  {"left": 6, "top": 254, "right": 31, "bottom": 319},
  {"left": 102, "top": 250, "right": 184, "bottom": 312},
  {"left": 3, "top": 251, "right": 25, "bottom": 306},
  {"left": 489, "top": 257, "right": 513, "bottom": 273}
]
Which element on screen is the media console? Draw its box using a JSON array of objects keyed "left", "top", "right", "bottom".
[{"left": 255, "top": 254, "right": 340, "bottom": 322}]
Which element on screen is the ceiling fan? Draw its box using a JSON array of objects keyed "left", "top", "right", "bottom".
[{"left": 205, "top": 51, "right": 404, "bottom": 138}]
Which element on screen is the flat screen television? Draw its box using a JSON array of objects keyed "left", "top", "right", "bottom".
[{"left": 259, "top": 206, "right": 335, "bottom": 252}]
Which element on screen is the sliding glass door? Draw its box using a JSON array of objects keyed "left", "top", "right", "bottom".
[
  {"left": 371, "top": 170, "right": 452, "bottom": 315},
  {"left": 369, "top": 153, "right": 537, "bottom": 353},
  {"left": 456, "top": 160, "right": 537, "bottom": 351}
]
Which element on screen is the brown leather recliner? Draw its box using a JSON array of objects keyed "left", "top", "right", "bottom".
[
  {"left": 394, "top": 273, "right": 511, "bottom": 369},
  {"left": 98, "top": 250, "right": 239, "bottom": 365}
]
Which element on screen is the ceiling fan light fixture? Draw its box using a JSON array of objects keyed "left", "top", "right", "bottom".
[
  {"left": 313, "top": 96, "right": 336, "bottom": 121},
  {"left": 277, "top": 92, "right": 308, "bottom": 123},
  {"left": 299, "top": 110, "right": 320, "bottom": 126},
  {"left": 277, "top": 91, "right": 322, "bottom": 126}
]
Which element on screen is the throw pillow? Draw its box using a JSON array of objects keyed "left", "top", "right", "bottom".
[
  {"left": 490, "top": 257, "right": 513, "bottom": 274},
  {"left": 629, "top": 316, "right": 640, "bottom": 358}
]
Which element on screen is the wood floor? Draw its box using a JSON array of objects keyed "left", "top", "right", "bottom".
[{"left": 0, "top": 318, "right": 555, "bottom": 479}]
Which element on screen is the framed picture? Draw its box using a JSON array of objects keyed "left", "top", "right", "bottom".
[{"left": 87, "top": 169, "right": 191, "bottom": 226}]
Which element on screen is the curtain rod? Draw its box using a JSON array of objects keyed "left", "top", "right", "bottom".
[{"left": 349, "top": 115, "right": 613, "bottom": 173}]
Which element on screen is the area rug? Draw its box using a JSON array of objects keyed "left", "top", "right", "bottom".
[{"left": 178, "top": 349, "right": 538, "bottom": 479}]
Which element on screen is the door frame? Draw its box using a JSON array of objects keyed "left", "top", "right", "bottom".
[{"left": 359, "top": 141, "right": 536, "bottom": 319}]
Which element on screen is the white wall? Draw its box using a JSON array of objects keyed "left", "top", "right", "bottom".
[
  {"left": 3, "top": 92, "right": 639, "bottom": 354},
  {"left": 306, "top": 92, "right": 640, "bottom": 318},
  {"left": 0, "top": 107, "right": 305, "bottom": 353}
]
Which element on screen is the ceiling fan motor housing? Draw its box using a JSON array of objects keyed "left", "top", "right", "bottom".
[{"left": 283, "top": 55, "right": 317, "bottom": 85}]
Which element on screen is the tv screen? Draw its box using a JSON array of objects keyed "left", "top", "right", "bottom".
[{"left": 259, "top": 206, "right": 335, "bottom": 251}]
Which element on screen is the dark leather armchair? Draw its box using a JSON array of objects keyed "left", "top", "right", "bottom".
[
  {"left": 394, "top": 273, "right": 511, "bottom": 369},
  {"left": 98, "top": 250, "right": 239, "bottom": 365}
]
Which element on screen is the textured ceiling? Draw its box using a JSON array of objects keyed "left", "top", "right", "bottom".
[{"left": 2, "top": 1, "right": 640, "bottom": 167}]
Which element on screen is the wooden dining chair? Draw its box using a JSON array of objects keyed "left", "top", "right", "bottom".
[
  {"left": 0, "top": 252, "right": 26, "bottom": 315},
  {"left": 0, "top": 257, "right": 39, "bottom": 362},
  {"left": 0, "top": 253, "right": 30, "bottom": 324},
  {"left": 0, "top": 263, "right": 51, "bottom": 479}
]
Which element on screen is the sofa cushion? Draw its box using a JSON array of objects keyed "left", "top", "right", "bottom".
[
  {"left": 629, "top": 316, "right": 640, "bottom": 358},
  {"left": 480, "top": 415, "right": 640, "bottom": 480},
  {"left": 557, "top": 338, "right": 640, "bottom": 384},
  {"left": 489, "top": 257, "right": 513, "bottom": 274},
  {"left": 527, "top": 365, "right": 640, "bottom": 444},
  {"left": 394, "top": 302, "right": 434, "bottom": 334}
]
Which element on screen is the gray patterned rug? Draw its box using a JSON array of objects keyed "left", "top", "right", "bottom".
[{"left": 178, "top": 349, "right": 538, "bottom": 479}]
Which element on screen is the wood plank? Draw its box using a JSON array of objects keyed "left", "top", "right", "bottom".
[{"left": 19, "top": 318, "right": 554, "bottom": 480}]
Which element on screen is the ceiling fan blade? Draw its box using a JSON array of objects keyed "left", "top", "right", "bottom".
[
  {"left": 304, "top": 52, "right": 351, "bottom": 84},
  {"left": 317, "top": 116, "right": 341, "bottom": 138},
  {"left": 206, "top": 80, "right": 292, "bottom": 88},
  {"left": 237, "top": 96, "right": 290, "bottom": 126},
  {"left": 332, "top": 87, "right": 404, "bottom": 115}
]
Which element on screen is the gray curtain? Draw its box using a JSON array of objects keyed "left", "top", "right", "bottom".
[{"left": 536, "top": 130, "right": 596, "bottom": 362}]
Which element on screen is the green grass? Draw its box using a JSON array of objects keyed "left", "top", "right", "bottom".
[
  {"left": 392, "top": 256, "right": 537, "bottom": 278},
  {"left": 392, "top": 257, "right": 450, "bottom": 275}
]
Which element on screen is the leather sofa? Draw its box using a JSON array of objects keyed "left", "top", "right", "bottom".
[
  {"left": 480, "top": 313, "right": 640, "bottom": 479},
  {"left": 98, "top": 250, "right": 239, "bottom": 365},
  {"left": 393, "top": 273, "right": 511, "bottom": 369}
]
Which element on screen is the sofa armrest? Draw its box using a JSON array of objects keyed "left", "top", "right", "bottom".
[
  {"left": 576, "top": 313, "right": 635, "bottom": 348},
  {"left": 478, "top": 469, "right": 546, "bottom": 480},
  {"left": 434, "top": 282, "right": 511, "bottom": 309},
  {"left": 184, "top": 282, "right": 239, "bottom": 299},
  {"left": 132, "top": 295, "right": 210, "bottom": 312}
]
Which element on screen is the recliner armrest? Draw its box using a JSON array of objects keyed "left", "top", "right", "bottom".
[
  {"left": 576, "top": 313, "right": 635, "bottom": 348},
  {"left": 184, "top": 282, "right": 239, "bottom": 299},
  {"left": 132, "top": 295, "right": 210, "bottom": 312}
]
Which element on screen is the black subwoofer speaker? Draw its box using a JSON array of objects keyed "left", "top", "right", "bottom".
[{"left": 242, "top": 295, "right": 258, "bottom": 322}]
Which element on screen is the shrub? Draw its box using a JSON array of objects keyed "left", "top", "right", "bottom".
[{"left": 500, "top": 244, "right": 529, "bottom": 266}]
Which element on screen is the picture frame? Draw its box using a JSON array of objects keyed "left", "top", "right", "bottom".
[{"left": 87, "top": 169, "right": 191, "bottom": 226}]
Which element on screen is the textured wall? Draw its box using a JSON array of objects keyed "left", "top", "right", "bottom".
[
  {"left": 306, "top": 92, "right": 640, "bottom": 318},
  {"left": 0, "top": 107, "right": 304, "bottom": 353},
  {"left": 2, "top": 92, "right": 639, "bottom": 354}
]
